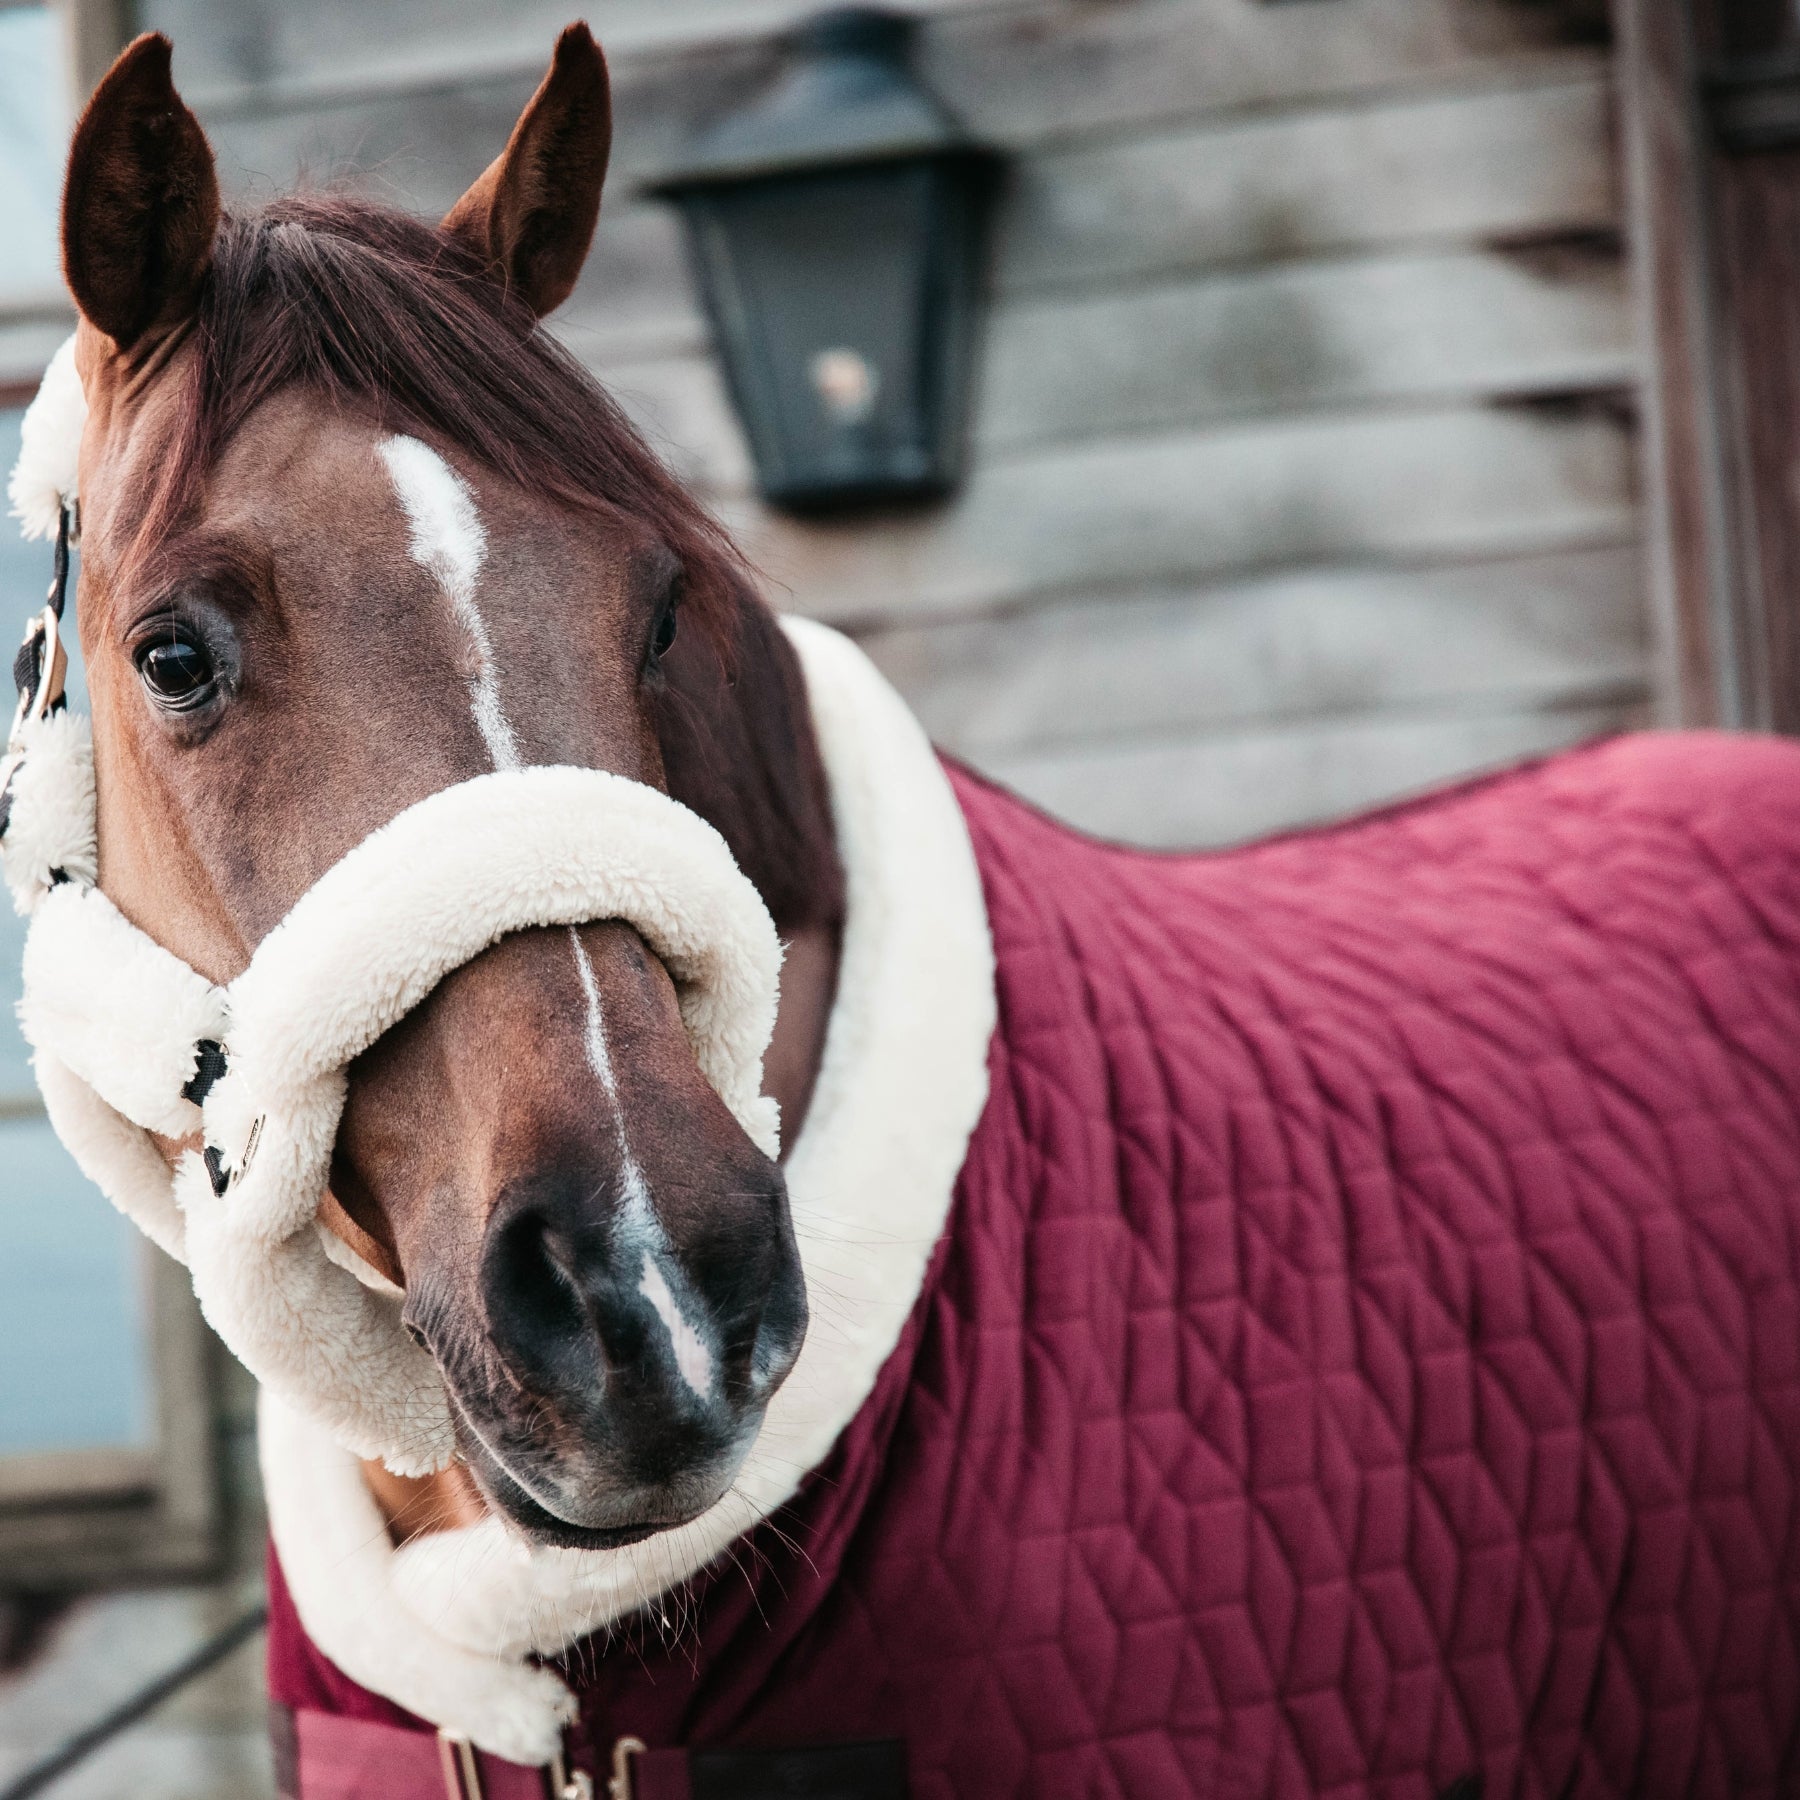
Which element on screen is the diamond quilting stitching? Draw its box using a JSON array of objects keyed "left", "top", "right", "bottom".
[{"left": 263, "top": 734, "right": 1800, "bottom": 1798}]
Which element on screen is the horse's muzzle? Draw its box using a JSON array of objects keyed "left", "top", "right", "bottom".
[{"left": 439, "top": 1160, "right": 808, "bottom": 1544}]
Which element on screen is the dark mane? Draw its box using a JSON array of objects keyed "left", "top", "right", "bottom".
[{"left": 143, "top": 193, "right": 742, "bottom": 631}]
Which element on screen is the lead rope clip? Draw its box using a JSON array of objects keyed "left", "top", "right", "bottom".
[{"left": 4, "top": 600, "right": 63, "bottom": 747}]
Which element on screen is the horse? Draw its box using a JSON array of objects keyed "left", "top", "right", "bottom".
[{"left": 12, "top": 23, "right": 1800, "bottom": 1800}]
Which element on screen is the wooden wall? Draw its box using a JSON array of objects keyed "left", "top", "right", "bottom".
[{"left": 140, "top": 0, "right": 1649, "bottom": 846}]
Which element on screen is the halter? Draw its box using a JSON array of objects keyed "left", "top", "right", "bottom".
[
  {"left": 0, "top": 503, "right": 74, "bottom": 843},
  {"left": 0, "top": 345, "right": 784, "bottom": 1476}
]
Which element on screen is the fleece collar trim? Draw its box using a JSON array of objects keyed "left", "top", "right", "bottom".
[{"left": 259, "top": 617, "right": 997, "bottom": 1763}]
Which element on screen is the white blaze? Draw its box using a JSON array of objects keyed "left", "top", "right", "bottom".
[
  {"left": 378, "top": 435, "right": 521, "bottom": 771},
  {"left": 379, "top": 434, "right": 713, "bottom": 1400},
  {"left": 569, "top": 929, "right": 715, "bottom": 1399},
  {"left": 638, "top": 1254, "right": 715, "bottom": 1399},
  {"left": 569, "top": 927, "right": 649, "bottom": 1211}
]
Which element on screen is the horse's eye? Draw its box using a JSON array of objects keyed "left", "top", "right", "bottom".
[
  {"left": 651, "top": 603, "right": 679, "bottom": 663},
  {"left": 137, "top": 634, "right": 217, "bottom": 708}
]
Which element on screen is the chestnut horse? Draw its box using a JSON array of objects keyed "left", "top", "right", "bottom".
[
  {"left": 58, "top": 28, "right": 838, "bottom": 1550},
  {"left": 36, "top": 22, "right": 1800, "bottom": 1800}
]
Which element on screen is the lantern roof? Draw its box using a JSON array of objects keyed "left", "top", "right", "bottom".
[{"left": 646, "top": 7, "right": 986, "bottom": 193}]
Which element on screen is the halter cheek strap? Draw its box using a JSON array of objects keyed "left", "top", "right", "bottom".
[{"left": 0, "top": 504, "right": 84, "bottom": 889}]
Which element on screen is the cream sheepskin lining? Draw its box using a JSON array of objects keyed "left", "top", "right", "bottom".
[
  {"left": 7, "top": 334, "right": 81, "bottom": 543},
  {"left": 0, "top": 709, "right": 97, "bottom": 903},
  {"left": 16, "top": 766, "right": 783, "bottom": 1474},
  {"left": 260, "top": 617, "right": 996, "bottom": 1762}
]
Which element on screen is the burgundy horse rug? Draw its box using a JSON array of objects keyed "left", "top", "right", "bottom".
[{"left": 263, "top": 684, "right": 1800, "bottom": 1799}]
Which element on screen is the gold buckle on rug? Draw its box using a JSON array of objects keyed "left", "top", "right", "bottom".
[
  {"left": 437, "top": 1728, "right": 485, "bottom": 1800},
  {"left": 550, "top": 1745, "right": 596, "bottom": 1799},
  {"left": 606, "top": 1736, "right": 646, "bottom": 1800}
]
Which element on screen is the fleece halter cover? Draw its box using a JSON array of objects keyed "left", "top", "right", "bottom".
[{"left": 0, "top": 340, "right": 783, "bottom": 1476}]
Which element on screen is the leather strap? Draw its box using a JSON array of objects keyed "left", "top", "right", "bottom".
[
  {"left": 286, "top": 1708, "right": 907, "bottom": 1800},
  {"left": 292, "top": 1710, "right": 555, "bottom": 1800}
]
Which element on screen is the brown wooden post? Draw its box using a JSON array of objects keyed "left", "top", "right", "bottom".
[
  {"left": 56, "top": 0, "right": 136, "bottom": 101},
  {"left": 1620, "top": 0, "right": 1800, "bottom": 730},
  {"left": 1619, "top": 0, "right": 1740, "bottom": 725}
]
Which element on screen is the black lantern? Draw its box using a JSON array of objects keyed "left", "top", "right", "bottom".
[{"left": 647, "top": 8, "right": 1000, "bottom": 513}]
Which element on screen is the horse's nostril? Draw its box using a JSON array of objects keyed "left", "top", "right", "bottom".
[
  {"left": 482, "top": 1204, "right": 593, "bottom": 1381},
  {"left": 748, "top": 1239, "right": 808, "bottom": 1397},
  {"left": 483, "top": 1198, "right": 673, "bottom": 1391}
]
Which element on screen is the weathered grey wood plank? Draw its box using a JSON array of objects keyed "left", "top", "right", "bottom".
[
  {"left": 981, "top": 698, "right": 1643, "bottom": 848},
  {"left": 0, "top": 1447, "right": 157, "bottom": 1508},
  {"left": 550, "top": 210, "right": 711, "bottom": 363},
  {"left": 585, "top": 244, "right": 1633, "bottom": 483},
  {"left": 734, "top": 401, "right": 1635, "bottom": 626},
  {"left": 997, "top": 76, "right": 1617, "bottom": 292},
  {"left": 920, "top": 0, "right": 1603, "bottom": 150},
  {"left": 853, "top": 545, "right": 1648, "bottom": 757},
  {"left": 202, "top": 70, "right": 1624, "bottom": 361},
  {"left": 161, "top": 0, "right": 1604, "bottom": 159},
  {"left": 961, "top": 246, "right": 1633, "bottom": 448},
  {"left": 150, "top": 0, "right": 889, "bottom": 97},
  {"left": 575, "top": 78, "right": 1624, "bottom": 355},
  {"left": 584, "top": 347, "right": 752, "bottom": 494}
]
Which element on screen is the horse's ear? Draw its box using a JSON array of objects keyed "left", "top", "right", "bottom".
[
  {"left": 440, "top": 23, "right": 611, "bottom": 318},
  {"left": 62, "top": 33, "right": 219, "bottom": 352}
]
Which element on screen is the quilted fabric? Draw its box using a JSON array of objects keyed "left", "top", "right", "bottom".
[{"left": 268, "top": 730, "right": 1800, "bottom": 1797}]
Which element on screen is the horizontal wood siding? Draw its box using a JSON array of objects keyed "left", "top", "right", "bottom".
[
  {"left": 860, "top": 547, "right": 1646, "bottom": 752},
  {"left": 994, "top": 77, "right": 1619, "bottom": 291},
  {"left": 158, "top": 0, "right": 1600, "bottom": 127},
  {"left": 591, "top": 242, "right": 1634, "bottom": 488},
  {"left": 143, "top": 0, "right": 1646, "bottom": 846},
  {"left": 986, "top": 699, "right": 1643, "bottom": 849},
  {"left": 729, "top": 404, "right": 1636, "bottom": 625}
]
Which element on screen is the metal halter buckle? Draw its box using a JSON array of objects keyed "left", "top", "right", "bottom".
[
  {"left": 0, "top": 605, "right": 63, "bottom": 840},
  {"left": 5, "top": 603, "right": 65, "bottom": 752},
  {"left": 0, "top": 508, "right": 73, "bottom": 839}
]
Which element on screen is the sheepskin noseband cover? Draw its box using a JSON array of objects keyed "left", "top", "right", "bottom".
[{"left": 5, "top": 743, "right": 783, "bottom": 1476}]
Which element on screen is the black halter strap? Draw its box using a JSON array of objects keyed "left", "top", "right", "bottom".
[
  {"left": 0, "top": 504, "right": 74, "bottom": 841},
  {"left": 10, "top": 503, "right": 72, "bottom": 714}
]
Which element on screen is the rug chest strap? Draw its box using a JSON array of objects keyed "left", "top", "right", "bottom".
[{"left": 284, "top": 1709, "right": 907, "bottom": 1800}]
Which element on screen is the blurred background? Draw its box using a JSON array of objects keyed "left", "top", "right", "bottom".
[{"left": 0, "top": 0, "right": 1782, "bottom": 1792}]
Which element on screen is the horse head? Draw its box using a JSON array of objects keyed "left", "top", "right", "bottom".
[{"left": 54, "top": 28, "right": 842, "bottom": 1547}]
